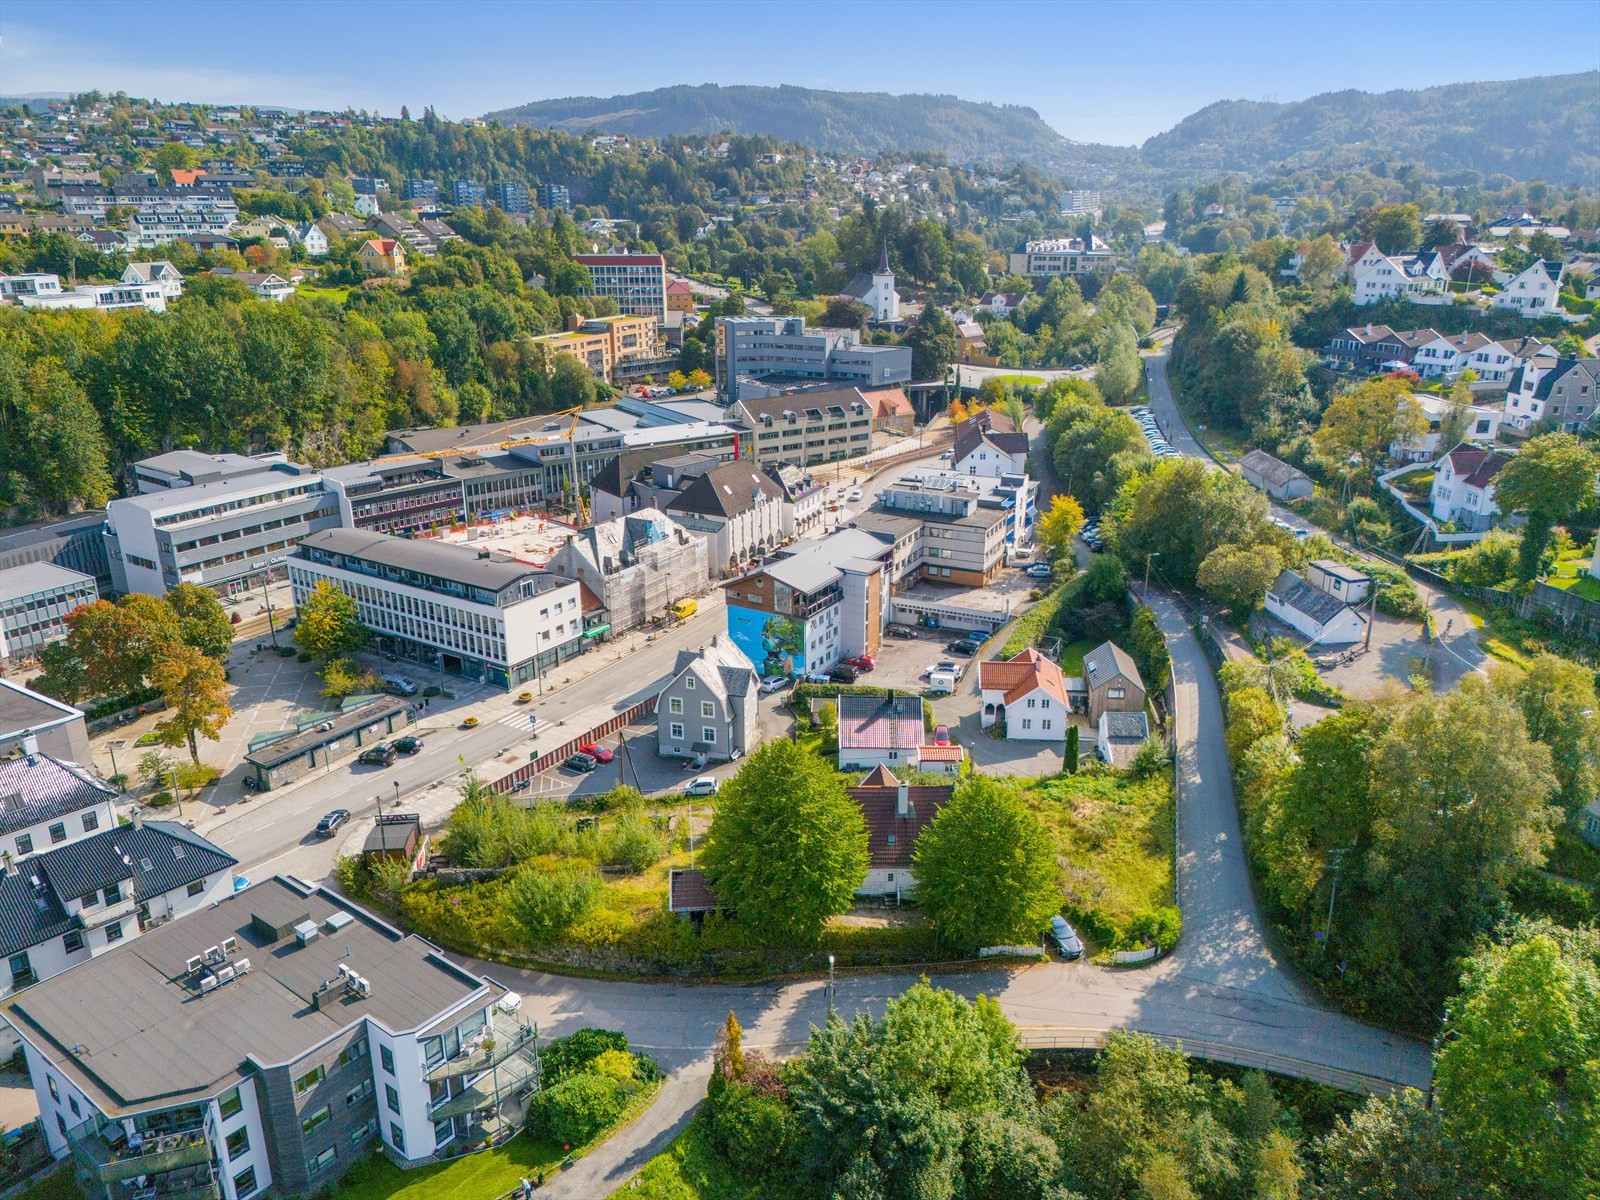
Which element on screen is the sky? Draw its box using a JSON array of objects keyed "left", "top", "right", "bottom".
[{"left": 3, "top": 0, "right": 1598, "bottom": 146}]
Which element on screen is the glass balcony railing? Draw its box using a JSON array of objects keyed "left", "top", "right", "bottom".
[
  {"left": 67, "top": 1119, "right": 212, "bottom": 1184},
  {"left": 426, "top": 1009, "right": 538, "bottom": 1082}
]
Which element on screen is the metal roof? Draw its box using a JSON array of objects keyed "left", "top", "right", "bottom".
[
  {"left": 1082, "top": 641, "right": 1143, "bottom": 691},
  {"left": 0, "top": 753, "right": 114, "bottom": 838},
  {"left": 30, "top": 820, "right": 235, "bottom": 907},
  {"left": 296, "top": 528, "right": 562, "bottom": 594}
]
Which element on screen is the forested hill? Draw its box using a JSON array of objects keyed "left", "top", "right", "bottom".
[
  {"left": 1140, "top": 72, "right": 1600, "bottom": 184},
  {"left": 486, "top": 83, "right": 1131, "bottom": 172}
]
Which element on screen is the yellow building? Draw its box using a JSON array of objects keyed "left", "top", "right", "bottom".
[
  {"left": 666, "top": 278, "right": 696, "bottom": 313},
  {"left": 357, "top": 237, "right": 408, "bottom": 277},
  {"left": 531, "top": 313, "right": 658, "bottom": 382}
]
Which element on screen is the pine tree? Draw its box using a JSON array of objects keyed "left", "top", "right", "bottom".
[{"left": 1065, "top": 725, "right": 1079, "bottom": 774}]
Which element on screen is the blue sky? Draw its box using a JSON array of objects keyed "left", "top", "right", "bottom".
[{"left": 4, "top": 0, "right": 1597, "bottom": 146}]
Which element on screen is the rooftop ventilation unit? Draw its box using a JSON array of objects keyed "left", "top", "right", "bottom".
[
  {"left": 293, "top": 920, "right": 321, "bottom": 947},
  {"left": 323, "top": 911, "right": 355, "bottom": 934}
]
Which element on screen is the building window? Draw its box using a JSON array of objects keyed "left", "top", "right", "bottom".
[
  {"left": 308, "top": 1146, "right": 337, "bottom": 1174},
  {"left": 1022, "top": 719, "right": 1032, "bottom": 730},
  {"left": 668, "top": 697, "right": 682, "bottom": 714},
  {"left": 302, "top": 1106, "right": 332, "bottom": 1135},
  {"left": 670, "top": 722, "right": 684, "bottom": 740},
  {"left": 390, "top": 1123, "right": 405, "bottom": 1152},
  {"left": 187, "top": 880, "right": 205, "bottom": 897},
  {"left": 1027, "top": 698, "right": 1036, "bottom": 709},
  {"left": 702, "top": 727, "right": 716, "bottom": 744},
  {"left": 14, "top": 834, "right": 31, "bottom": 856},
  {"left": 219, "top": 1087, "right": 242, "bottom": 1119},
  {"left": 105, "top": 921, "right": 123, "bottom": 943},
  {"left": 68, "top": 1095, "right": 79, "bottom": 1118},
  {"left": 346, "top": 1080, "right": 373, "bottom": 1106},
  {"left": 701, "top": 700, "right": 714, "bottom": 718},
  {"left": 295, "top": 1065, "right": 326, "bottom": 1095},
  {"left": 226, "top": 1127, "right": 250, "bottom": 1159},
  {"left": 103, "top": 883, "right": 123, "bottom": 906},
  {"left": 48, "top": 823, "right": 67, "bottom": 845},
  {"left": 350, "top": 1118, "right": 377, "bottom": 1145},
  {"left": 685, "top": 677, "right": 695, "bottom": 690},
  {"left": 340, "top": 1040, "right": 368, "bottom": 1068},
  {"left": 434, "top": 1117, "right": 456, "bottom": 1148},
  {"left": 46, "top": 1074, "right": 58, "bottom": 1101},
  {"left": 9, "top": 952, "right": 34, "bottom": 990},
  {"left": 233, "top": 1168, "right": 258, "bottom": 1199},
  {"left": 385, "top": 1084, "right": 400, "bottom": 1112},
  {"left": 380, "top": 1045, "right": 395, "bottom": 1074},
  {"left": 82, "top": 813, "right": 99, "bottom": 833},
  {"left": 1107, "top": 688, "right": 1125, "bottom": 700}
]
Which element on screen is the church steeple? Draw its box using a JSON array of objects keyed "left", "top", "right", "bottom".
[{"left": 877, "top": 238, "right": 890, "bottom": 275}]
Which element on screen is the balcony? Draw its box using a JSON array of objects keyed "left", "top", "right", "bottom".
[
  {"left": 427, "top": 1009, "right": 539, "bottom": 1083},
  {"left": 80, "top": 896, "right": 138, "bottom": 930},
  {"left": 113, "top": 1170, "right": 221, "bottom": 1200},
  {"left": 68, "top": 1120, "right": 212, "bottom": 1184}
]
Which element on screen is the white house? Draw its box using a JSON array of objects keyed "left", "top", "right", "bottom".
[
  {"left": 654, "top": 635, "right": 759, "bottom": 764},
  {"left": 1351, "top": 243, "right": 1450, "bottom": 306},
  {"left": 1264, "top": 570, "right": 1367, "bottom": 645},
  {"left": 0, "top": 746, "right": 119, "bottom": 868},
  {"left": 291, "top": 221, "right": 329, "bottom": 256},
  {"left": 977, "top": 291, "right": 1025, "bottom": 317},
  {"left": 1305, "top": 560, "right": 1371, "bottom": 605},
  {"left": 230, "top": 271, "right": 296, "bottom": 301},
  {"left": 1493, "top": 260, "right": 1563, "bottom": 317},
  {"left": 1467, "top": 335, "right": 1554, "bottom": 384},
  {"left": 837, "top": 693, "right": 927, "bottom": 772},
  {"left": 951, "top": 410, "right": 1029, "bottom": 479},
  {"left": 838, "top": 243, "right": 900, "bottom": 323},
  {"left": 1390, "top": 392, "right": 1501, "bottom": 462},
  {"left": 1096, "top": 711, "right": 1150, "bottom": 769},
  {"left": 1411, "top": 332, "right": 1492, "bottom": 379},
  {"left": 1429, "top": 444, "right": 1508, "bottom": 531},
  {"left": 121, "top": 260, "right": 184, "bottom": 300},
  {"left": 978, "top": 648, "right": 1070, "bottom": 742},
  {"left": 353, "top": 193, "right": 380, "bottom": 217}
]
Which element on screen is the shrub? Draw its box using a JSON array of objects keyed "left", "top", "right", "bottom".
[
  {"left": 1365, "top": 562, "right": 1425, "bottom": 619},
  {"left": 707, "top": 1081, "right": 797, "bottom": 1171},
  {"left": 524, "top": 1072, "right": 628, "bottom": 1146},
  {"left": 147, "top": 791, "right": 174, "bottom": 808},
  {"left": 540, "top": 1028, "right": 629, "bottom": 1084},
  {"left": 1128, "top": 905, "right": 1182, "bottom": 951},
  {"left": 1000, "top": 575, "right": 1078, "bottom": 657},
  {"left": 1131, "top": 736, "right": 1169, "bottom": 780},
  {"left": 502, "top": 863, "right": 602, "bottom": 948},
  {"left": 1128, "top": 605, "right": 1171, "bottom": 691},
  {"left": 590, "top": 1049, "right": 642, "bottom": 1087},
  {"left": 593, "top": 811, "right": 671, "bottom": 873}
]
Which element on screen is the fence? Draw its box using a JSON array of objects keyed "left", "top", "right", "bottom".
[
  {"left": 1019, "top": 1029, "right": 1414, "bottom": 1096},
  {"left": 490, "top": 696, "right": 658, "bottom": 793},
  {"left": 1368, "top": 546, "right": 1600, "bottom": 645}
]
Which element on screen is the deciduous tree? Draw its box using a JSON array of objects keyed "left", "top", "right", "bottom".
[
  {"left": 1197, "top": 542, "right": 1283, "bottom": 612},
  {"left": 1491, "top": 654, "right": 1600, "bottom": 817},
  {"left": 1492, "top": 433, "right": 1600, "bottom": 581},
  {"left": 1314, "top": 378, "right": 1425, "bottom": 481},
  {"left": 1035, "top": 494, "right": 1085, "bottom": 562},
  {"left": 165, "top": 582, "right": 234, "bottom": 660},
  {"left": 294, "top": 580, "right": 369, "bottom": 660},
  {"left": 151, "top": 645, "right": 233, "bottom": 763}
]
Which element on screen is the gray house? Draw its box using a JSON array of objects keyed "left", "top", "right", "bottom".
[
  {"left": 656, "top": 636, "right": 759, "bottom": 764},
  {"left": 1240, "top": 450, "right": 1314, "bottom": 500}
]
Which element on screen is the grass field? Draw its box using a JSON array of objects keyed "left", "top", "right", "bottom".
[
  {"left": 1545, "top": 553, "right": 1600, "bottom": 601},
  {"left": 995, "top": 373, "right": 1046, "bottom": 386},
  {"left": 1027, "top": 769, "right": 1176, "bottom": 950},
  {"left": 12, "top": 1166, "right": 83, "bottom": 1200},
  {"left": 1051, "top": 637, "right": 1095, "bottom": 677},
  {"left": 298, "top": 284, "right": 353, "bottom": 304}
]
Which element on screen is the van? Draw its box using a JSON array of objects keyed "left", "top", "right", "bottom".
[
  {"left": 670, "top": 599, "right": 697, "bottom": 621},
  {"left": 381, "top": 675, "right": 418, "bottom": 697}
]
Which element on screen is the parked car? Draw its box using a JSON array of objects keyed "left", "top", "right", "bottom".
[
  {"left": 939, "top": 449, "right": 953, "bottom": 460},
  {"left": 1025, "top": 562, "right": 1054, "bottom": 579},
  {"left": 930, "top": 660, "right": 958, "bottom": 674},
  {"left": 393, "top": 735, "right": 423, "bottom": 755},
  {"left": 844, "top": 654, "right": 876, "bottom": 671},
  {"left": 933, "top": 725, "right": 951, "bottom": 746},
  {"left": 381, "top": 675, "right": 418, "bottom": 696},
  {"left": 563, "top": 753, "right": 598, "bottom": 773},
  {"left": 760, "top": 674, "right": 791, "bottom": 693},
  {"left": 578, "top": 743, "right": 615, "bottom": 764},
  {"left": 830, "top": 664, "right": 860, "bottom": 683},
  {"left": 847, "top": 489, "right": 863, "bottom": 502},
  {"left": 963, "top": 629, "right": 987, "bottom": 644},
  {"left": 358, "top": 744, "right": 397, "bottom": 766},
  {"left": 886, "top": 624, "right": 918, "bottom": 638},
  {"left": 232, "top": 874, "right": 251, "bottom": 893},
  {"left": 1050, "top": 915, "right": 1084, "bottom": 960},
  {"left": 945, "top": 640, "right": 977, "bottom": 656},
  {"left": 684, "top": 776, "right": 719, "bottom": 797},
  {"left": 314, "top": 809, "right": 350, "bottom": 838}
]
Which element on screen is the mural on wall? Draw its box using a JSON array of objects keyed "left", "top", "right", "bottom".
[{"left": 727, "top": 605, "right": 807, "bottom": 677}]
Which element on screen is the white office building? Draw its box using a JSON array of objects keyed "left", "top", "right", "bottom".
[{"left": 289, "top": 529, "right": 586, "bottom": 690}]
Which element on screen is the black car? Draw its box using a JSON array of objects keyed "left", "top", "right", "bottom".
[
  {"left": 564, "top": 752, "right": 599, "bottom": 773},
  {"left": 314, "top": 809, "right": 350, "bottom": 837},
  {"left": 830, "top": 664, "right": 860, "bottom": 683},
  {"left": 393, "top": 735, "right": 423, "bottom": 755},
  {"left": 358, "top": 743, "right": 397, "bottom": 766},
  {"left": 944, "top": 640, "right": 978, "bottom": 656}
]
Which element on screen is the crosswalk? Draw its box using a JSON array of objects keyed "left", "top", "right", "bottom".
[{"left": 498, "top": 711, "right": 539, "bottom": 730}]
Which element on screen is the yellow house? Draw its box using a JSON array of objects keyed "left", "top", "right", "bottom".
[
  {"left": 529, "top": 313, "right": 658, "bottom": 383},
  {"left": 358, "top": 237, "right": 407, "bottom": 277}
]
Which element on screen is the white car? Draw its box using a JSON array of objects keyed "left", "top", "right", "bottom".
[
  {"left": 848, "top": 489, "right": 862, "bottom": 502},
  {"left": 684, "top": 776, "right": 719, "bottom": 797},
  {"left": 759, "top": 674, "right": 790, "bottom": 693}
]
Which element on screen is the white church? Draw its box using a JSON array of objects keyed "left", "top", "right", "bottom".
[{"left": 839, "top": 242, "right": 901, "bottom": 323}]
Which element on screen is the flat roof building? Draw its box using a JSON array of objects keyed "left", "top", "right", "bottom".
[
  {"left": 289, "top": 529, "right": 585, "bottom": 690},
  {"left": 571, "top": 252, "right": 667, "bottom": 321},
  {"left": 716, "top": 316, "right": 912, "bottom": 402},
  {"left": 0, "top": 681, "right": 90, "bottom": 763},
  {"left": 0, "top": 563, "right": 98, "bottom": 663}
]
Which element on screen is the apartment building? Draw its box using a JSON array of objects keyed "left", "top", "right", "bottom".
[
  {"left": 124, "top": 201, "right": 238, "bottom": 249},
  {"left": 17, "top": 281, "right": 167, "bottom": 314},
  {"left": 487, "top": 181, "right": 530, "bottom": 214},
  {"left": 592, "top": 456, "right": 788, "bottom": 576},
  {"left": 716, "top": 316, "right": 912, "bottom": 401},
  {"left": 105, "top": 460, "right": 337, "bottom": 597},
  {"left": 732, "top": 387, "right": 875, "bottom": 466},
  {"left": 535, "top": 183, "right": 570, "bottom": 212},
  {"left": 528, "top": 314, "right": 659, "bottom": 383},
  {"left": 0, "top": 743, "right": 119, "bottom": 869},
  {"left": 4, "top": 876, "right": 530, "bottom": 1200},
  {"left": 1006, "top": 235, "right": 1116, "bottom": 280},
  {"left": 450, "top": 179, "right": 487, "bottom": 206},
  {"left": 571, "top": 252, "right": 667, "bottom": 320},
  {"left": 0, "top": 680, "right": 91, "bottom": 763},
  {"left": 289, "top": 529, "right": 585, "bottom": 689},
  {"left": 721, "top": 529, "right": 891, "bottom": 677},
  {"left": 855, "top": 470, "right": 1018, "bottom": 586},
  {"left": 0, "top": 563, "right": 98, "bottom": 663},
  {"left": 400, "top": 178, "right": 439, "bottom": 202},
  {"left": 1503, "top": 357, "right": 1600, "bottom": 433}
]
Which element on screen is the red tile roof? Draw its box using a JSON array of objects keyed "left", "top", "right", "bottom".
[
  {"left": 916, "top": 744, "right": 965, "bottom": 762},
  {"left": 1443, "top": 444, "right": 1508, "bottom": 490},
  {"left": 848, "top": 767, "right": 952, "bottom": 869},
  {"left": 838, "top": 694, "right": 923, "bottom": 751},
  {"left": 978, "top": 648, "right": 1070, "bottom": 707}
]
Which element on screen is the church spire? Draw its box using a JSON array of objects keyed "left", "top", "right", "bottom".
[{"left": 877, "top": 238, "right": 890, "bottom": 275}]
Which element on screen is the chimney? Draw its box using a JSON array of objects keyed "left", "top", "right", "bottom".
[
  {"left": 132, "top": 810, "right": 143, "bottom": 831},
  {"left": 20, "top": 731, "right": 38, "bottom": 764},
  {"left": 896, "top": 781, "right": 909, "bottom": 818}
]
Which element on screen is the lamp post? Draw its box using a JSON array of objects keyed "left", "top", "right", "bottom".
[
  {"left": 107, "top": 739, "right": 125, "bottom": 792},
  {"left": 1144, "top": 552, "right": 1160, "bottom": 597},
  {"left": 393, "top": 781, "right": 401, "bottom": 815},
  {"left": 826, "top": 953, "right": 836, "bottom": 1023},
  {"left": 169, "top": 762, "right": 184, "bottom": 823}
]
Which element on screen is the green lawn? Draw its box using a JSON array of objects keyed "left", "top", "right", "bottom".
[
  {"left": 1027, "top": 770, "right": 1176, "bottom": 951},
  {"left": 1545, "top": 554, "right": 1600, "bottom": 601},
  {"left": 317, "top": 1135, "right": 566, "bottom": 1200},
  {"left": 615, "top": 1114, "right": 792, "bottom": 1200},
  {"left": 12, "top": 1165, "right": 83, "bottom": 1200},
  {"left": 993, "top": 373, "right": 1045, "bottom": 386},
  {"left": 298, "top": 284, "right": 353, "bottom": 304},
  {"left": 1052, "top": 637, "right": 1096, "bottom": 677}
]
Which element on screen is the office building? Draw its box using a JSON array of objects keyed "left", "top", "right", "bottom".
[
  {"left": 318, "top": 455, "right": 544, "bottom": 538},
  {"left": 1006, "top": 235, "right": 1116, "bottom": 280},
  {"left": 854, "top": 470, "right": 1020, "bottom": 586},
  {"left": 105, "top": 459, "right": 336, "bottom": 597},
  {"left": 487, "top": 181, "right": 530, "bottom": 214},
  {"left": 721, "top": 529, "right": 891, "bottom": 677},
  {"left": 0, "top": 680, "right": 90, "bottom": 763},
  {"left": 571, "top": 252, "right": 667, "bottom": 320},
  {"left": 535, "top": 183, "right": 570, "bottom": 212},
  {"left": 400, "top": 178, "right": 439, "bottom": 202},
  {"left": 0, "top": 514, "right": 109, "bottom": 596},
  {"left": 289, "top": 529, "right": 586, "bottom": 689},
  {"left": 0, "top": 563, "right": 98, "bottom": 663},
  {"left": 715, "top": 316, "right": 912, "bottom": 401},
  {"left": 730, "top": 387, "right": 874, "bottom": 466},
  {"left": 4, "top": 876, "right": 532, "bottom": 1200},
  {"left": 1058, "top": 190, "right": 1102, "bottom": 220},
  {"left": 450, "top": 179, "right": 487, "bottom": 207}
]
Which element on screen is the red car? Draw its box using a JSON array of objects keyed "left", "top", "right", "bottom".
[
  {"left": 578, "top": 743, "right": 615, "bottom": 763},
  {"left": 844, "top": 654, "right": 877, "bottom": 671},
  {"left": 933, "top": 725, "right": 950, "bottom": 746}
]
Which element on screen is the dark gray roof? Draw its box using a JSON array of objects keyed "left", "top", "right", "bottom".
[
  {"left": 1240, "top": 450, "right": 1311, "bottom": 490},
  {"left": 667, "top": 461, "right": 785, "bottom": 520},
  {"left": 1101, "top": 711, "right": 1149, "bottom": 742},
  {"left": 31, "top": 821, "right": 235, "bottom": 906},
  {"left": 1269, "top": 570, "right": 1349, "bottom": 626},
  {"left": 2, "top": 877, "right": 498, "bottom": 1118},
  {"left": 590, "top": 454, "right": 627, "bottom": 499},
  {"left": 296, "top": 528, "right": 562, "bottom": 593},
  {"left": 0, "top": 754, "right": 114, "bottom": 838},
  {"left": 1083, "top": 641, "right": 1143, "bottom": 692},
  {"left": 0, "top": 872, "right": 74, "bottom": 958}
]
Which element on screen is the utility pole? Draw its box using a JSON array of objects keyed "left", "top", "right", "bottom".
[
  {"left": 1363, "top": 584, "right": 1377, "bottom": 651},
  {"left": 1144, "top": 552, "right": 1159, "bottom": 597},
  {"left": 257, "top": 565, "right": 279, "bottom": 649}
]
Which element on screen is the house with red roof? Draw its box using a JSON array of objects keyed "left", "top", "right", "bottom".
[
  {"left": 1429, "top": 444, "right": 1509, "bottom": 531},
  {"left": 357, "top": 236, "right": 407, "bottom": 277},
  {"left": 850, "top": 765, "right": 952, "bottom": 900},
  {"left": 978, "top": 648, "right": 1072, "bottom": 741}
]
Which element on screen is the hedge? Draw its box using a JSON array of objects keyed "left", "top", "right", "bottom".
[
  {"left": 1000, "top": 576, "right": 1078, "bottom": 658},
  {"left": 791, "top": 683, "right": 936, "bottom": 733}
]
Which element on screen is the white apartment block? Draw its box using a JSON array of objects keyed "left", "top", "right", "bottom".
[{"left": 1006, "top": 235, "right": 1116, "bottom": 280}]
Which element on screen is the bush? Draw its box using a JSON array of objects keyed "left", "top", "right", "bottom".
[
  {"left": 1001, "top": 576, "right": 1078, "bottom": 657},
  {"left": 147, "top": 791, "right": 174, "bottom": 808},
  {"left": 1365, "top": 562, "right": 1425, "bottom": 619},
  {"left": 593, "top": 810, "right": 671, "bottom": 873},
  {"left": 502, "top": 863, "right": 602, "bottom": 948},
  {"left": 524, "top": 1072, "right": 628, "bottom": 1146},
  {"left": 1130, "top": 736, "right": 1169, "bottom": 780},
  {"left": 707, "top": 1081, "right": 797, "bottom": 1171},
  {"left": 540, "top": 1028, "right": 629, "bottom": 1084},
  {"left": 590, "top": 1049, "right": 643, "bottom": 1086},
  {"left": 1127, "top": 605, "right": 1171, "bottom": 691},
  {"left": 1128, "top": 905, "right": 1182, "bottom": 951}
]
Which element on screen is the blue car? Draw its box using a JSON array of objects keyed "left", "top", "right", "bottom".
[{"left": 1050, "top": 915, "right": 1084, "bottom": 960}]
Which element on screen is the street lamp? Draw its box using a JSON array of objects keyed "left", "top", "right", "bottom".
[
  {"left": 107, "top": 739, "right": 125, "bottom": 792},
  {"left": 168, "top": 761, "right": 185, "bottom": 823},
  {"left": 826, "top": 953, "right": 836, "bottom": 1023},
  {"left": 393, "top": 781, "right": 401, "bottom": 814},
  {"left": 1144, "top": 552, "right": 1160, "bottom": 597}
]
